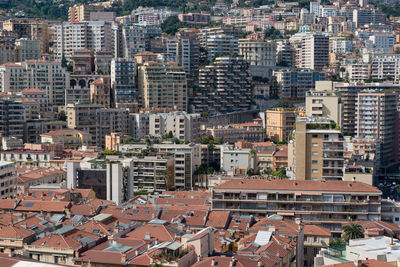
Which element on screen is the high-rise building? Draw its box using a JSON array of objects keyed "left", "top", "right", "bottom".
[
  {"left": 0, "top": 95, "right": 25, "bottom": 140},
  {"left": 138, "top": 61, "right": 188, "bottom": 111},
  {"left": 353, "top": 8, "right": 385, "bottom": 27},
  {"left": 356, "top": 91, "right": 399, "bottom": 167},
  {"left": 94, "top": 51, "right": 113, "bottom": 75},
  {"left": 370, "top": 54, "right": 400, "bottom": 82},
  {"left": 55, "top": 21, "right": 114, "bottom": 62},
  {"left": 206, "top": 34, "right": 238, "bottom": 61},
  {"left": 192, "top": 57, "right": 252, "bottom": 115},
  {"left": 275, "top": 69, "right": 326, "bottom": 101},
  {"left": 276, "top": 40, "right": 295, "bottom": 67},
  {"left": 306, "top": 83, "right": 343, "bottom": 128},
  {"left": 90, "top": 77, "right": 111, "bottom": 108},
  {"left": 15, "top": 38, "right": 41, "bottom": 62},
  {"left": 290, "top": 117, "right": 344, "bottom": 181},
  {"left": 68, "top": 4, "right": 104, "bottom": 22},
  {"left": 0, "top": 60, "right": 69, "bottom": 107},
  {"left": 148, "top": 111, "right": 201, "bottom": 142},
  {"left": 96, "top": 108, "right": 129, "bottom": 147},
  {"left": 111, "top": 58, "right": 137, "bottom": 108},
  {"left": 298, "top": 33, "right": 329, "bottom": 70},
  {"left": 0, "top": 161, "right": 17, "bottom": 199},
  {"left": 0, "top": 31, "right": 17, "bottom": 65},
  {"left": 176, "top": 28, "right": 200, "bottom": 86},
  {"left": 72, "top": 49, "right": 94, "bottom": 74},
  {"left": 238, "top": 39, "right": 276, "bottom": 67},
  {"left": 2, "top": 18, "right": 49, "bottom": 54},
  {"left": 121, "top": 24, "right": 145, "bottom": 58},
  {"left": 265, "top": 108, "right": 301, "bottom": 142}
]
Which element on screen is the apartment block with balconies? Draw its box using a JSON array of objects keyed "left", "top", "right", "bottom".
[{"left": 212, "top": 179, "right": 382, "bottom": 234}]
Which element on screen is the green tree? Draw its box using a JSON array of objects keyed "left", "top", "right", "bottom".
[
  {"left": 57, "top": 110, "right": 66, "bottom": 121},
  {"left": 342, "top": 223, "right": 364, "bottom": 242},
  {"left": 161, "top": 16, "right": 186, "bottom": 35}
]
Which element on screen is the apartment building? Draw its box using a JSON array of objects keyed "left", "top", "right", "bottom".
[
  {"left": 121, "top": 24, "right": 145, "bottom": 58},
  {"left": 212, "top": 178, "right": 381, "bottom": 233},
  {"left": 275, "top": 69, "right": 326, "bottom": 101},
  {"left": 94, "top": 51, "right": 113, "bottom": 75},
  {"left": 0, "top": 31, "right": 17, "bottom": 65},
  {"left": 178, "top": 13, "right": 211, "bottom": 25},
  {"left": 23, "top": 60, "right": 70, "bottom": 107},
  {"left": 238, "top": 39, "right": 276, "bottom": 67},
  {"left": 0, "top": 149, "right": 54, "bottom": 167},
  {"left": 111, "top": 58, "right": 137, "bottom": 108},
  {"left": 0, "top": 63, "right": 26, "bottom": 93},
  {"left": 96, "top": 108, "right": 129, "bottom": 148},
  {"left": 148, "top": 111, "right": 201, "bottom": 142},
  {"left": 370, "top": 53, "right": 400, "bottom": 82},
  {"left": 0, "top": 161, "right": 17, "bottom": 199},
  {"left": 276, "top": 40, "right": 295, "bottom": 67},
  {"left": 129, "top": 112, "right": 150, "bottom": 138},
  {"left": 40, "top": 129, "right": 92, "bottom": 149},
  {"left": 72, "top": 49, "right": 94, "bottom": 74},
  {"left": 206, "top": 120, "right": 265, "bottom": 143},
  {"left": 130, "top": 156, "right": 174, "bottom": 192},
  {"left": 68, "top": 4, "right": 104, "bottom": 21},
  {"left": 306, "top": 85, "right": 343, "bottom": 128},
  {"left": 90, "top": 78, "right": 111, "bottom": 107},
  {"left": 138, "top": 61, "right": 188, "bottom": 111},
  {"left": 348, "top": 63, "right": 369, "bottom": 83},
  {"left": 356, "top": 91, "right": 399, "bottom": 167},
  {"left": 176, "top": 28, "right": 200, "bottom": 86},
  {"left": 206, "top": 34, "right": 238, "bottom": 61},
  {"left": 353, "top": 8, "right": 385, "bottom": 27},
  {"left": 66, "top": 103, "right": 102, "bottom": 145},
  {"left": 265, "top": 108, "right": 301, "bottom": 142},
  {"left": 2, "top": 18, "right": 49, "bottom": 54},
  {"left": 0, "top": 95, "right": 25, "bottom": 140},
  {"left": 290, "top": 117, "right": 344, "bottom": 181},
  {"left": 193, "top": 57, "right": 252, "bottom": 115},
  {"left": 15, "top": 38, "right": 41, "bottom": 62},
  {"left": 198, "top": 26, "right": 242, "bottom": 48},
  {"left": 55, "top": 21, "right": 114, "bottom": 61},
  {"left": 295, "top": 33, "right": 329, "bottom": 70},
  {"left": 119, "top": 143, "right": 201, "bottom": 190},
  {"left": 220, "top": 145, "right": 255, "bottom": 173}
]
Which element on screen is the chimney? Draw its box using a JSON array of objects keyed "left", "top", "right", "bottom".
[
  {"left": 145, "top": 232, "right": 151, "bottom": 240},
  {"left": 295, "top": 218, "right": 301, "bottom": 225},
  {"left": 353, "top": 260, "right": 362, "bottom": 267},
  {"left": 258, "top": 261, "right": 263, "bottom": 267},
  {"left": 121, "top": 252, "right": 127, "bottom": 263},
  {"left": 211, "top": 259, "right": 217, "bottom": 266}
]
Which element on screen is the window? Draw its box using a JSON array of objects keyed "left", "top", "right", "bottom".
[
  {"left": 312, "top": 160, "right": 318, "bottom": 164},
  {"left": 314, "top": 236, "right": 318, "bottom": 242},
  {"left": 312, "top": 143, "right": 318, "bottom": 147},
  {"left": 312, "top": 169, "right": 318, "bottom": 173},
  {"left": 312, "top": 152, "right": 318, "bottom": 156}
]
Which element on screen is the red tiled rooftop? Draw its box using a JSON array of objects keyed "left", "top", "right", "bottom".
[{"left": 214, "top": 179, "right": 381, "bottom": 193}]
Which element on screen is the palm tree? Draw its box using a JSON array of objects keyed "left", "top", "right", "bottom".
[{"left": 342, "top": 223, "right": 364, "bottom": 242}]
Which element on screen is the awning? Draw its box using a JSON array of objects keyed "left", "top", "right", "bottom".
[
  {"left": 295, "top": 192, "right": 302, "bottom": 196},
  {"left": 277, "top": 212, "right": 295, "bottom": 216},
  {"left": 302, "top": 192, "right": 322, "bottom": 196}
]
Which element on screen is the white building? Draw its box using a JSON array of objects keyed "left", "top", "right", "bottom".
[
  {"left": 148, "top": 111, "right": 201, "bottom": 142},
  {"left": 238, "top": 39, "right": 276, "bottom": 67},
  {"left": 206, "top": 34, "right": 238, "bottom": 61},
  {"left": 332, "top": 39, "right": 353, "bottom": 54},
  {"left": 319, "top": 5, "right": 338, "bottom": 18},
  {"left": 55, "top": 21, "right": 114, "bottom": 61},
  {"left": 220, "top": 145, "right": 254, "bottom": 173},
  {"left": 370, "top": 53, "right": 400, "bottom": 81},
  {"left": 368, "top": 33, "right": 395, "bottom": 53},
  {"left": 348, "top": 63, "right": 369, "bottom": 83}
]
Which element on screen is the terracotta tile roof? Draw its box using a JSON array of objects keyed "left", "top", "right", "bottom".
[
  {"left": 160, "top": 191, "right": 210, "bottom": 199},
  {"left": 206, "top": 211, "right": 230, "bottom": 229},
  {"left": 124, "top": 224, "right": 177, "bottom": 242},
  {"left": 156, "top": 198, "right": 207, "bottom": 206},
  {"left": 21, "top": 88, "right": 45, "bottom": 94},
  {"left": 0, "top": 225, "right": 35, "bottom": 239},
  {"left": 322, "top": 259, "right": 394, "bottom": 267},
  {"left": 15, "top": 200, "right": 70, "bottom": 213},
  {"left": 30, "top": 228, "right": 99, "bottom": 250},
  {"left": 192, "top": 254, "right": 279, "bottom": 267},
  {"left": 228, "top": 216, "right": 254, "bottom": 232},
  {"left": 214, "top": 179, "right": 381, "bottom": 193},
  {"left": 250, "top": 218, "right": 301, "bottom": 234},
  {"left": 72, "top": 189, "right": 95, "bottom": 199},
  {"left": 70, "top": 203, "right": 98, "bottom": 216},
  {"left": 0, "top": 199, "right": 19, "bottom": 210},
  {"left": 353, "top": 220, "right": 400, "bottom": 233},
  {"left": 42, "top": 129, "right": 91, "bottom": 137},
  {"left": 304, "top": 225, "right": 331, "bottom": 237}
]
